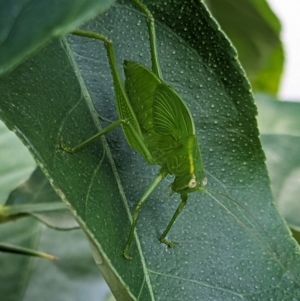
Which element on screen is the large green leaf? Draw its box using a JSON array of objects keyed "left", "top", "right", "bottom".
[
  {"left": 256, "top": 94, "right": 300, "bottom": 231},
  {"left": 1, "top": 0, "right": 300, "bottom": 300},
  {"left": 0, "top": 0, "right": 115, "bottom": 74}
]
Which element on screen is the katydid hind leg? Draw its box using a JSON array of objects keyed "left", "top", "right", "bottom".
[
  {"left": 71, "top": 30, "right": 153, "bottom": 163},
  {"left": 131, "top": 0, "right": 163, "bottom": 79},
  {"left": 62, "top": 30, "right": 153, "bottom": 162}
]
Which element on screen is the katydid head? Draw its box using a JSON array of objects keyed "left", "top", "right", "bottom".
[{"left": 171, "top": 173, "right": 207, "bottom": 194}]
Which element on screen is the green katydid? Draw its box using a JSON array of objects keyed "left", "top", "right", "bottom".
[
  {"left": 61, "top": 0, "right": 206, "bottom": 259},
  {"left": 60, "top": 0, "right": 277, "bottom": 262}
]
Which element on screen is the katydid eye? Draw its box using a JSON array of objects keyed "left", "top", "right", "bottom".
[{"left": 188, "top": 178, "right": 197, "bottom": 188}]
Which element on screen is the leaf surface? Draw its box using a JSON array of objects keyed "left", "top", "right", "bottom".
[{"left": 1, "top": 1, "right": 300, "bottom": 300}]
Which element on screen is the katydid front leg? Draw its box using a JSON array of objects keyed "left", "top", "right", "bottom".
[
  {"left": 124, "top": 167, "right": 168, "bottom": 259},
  {"left": 159, "top": 193, "right": 188, "bottom": 247}
]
